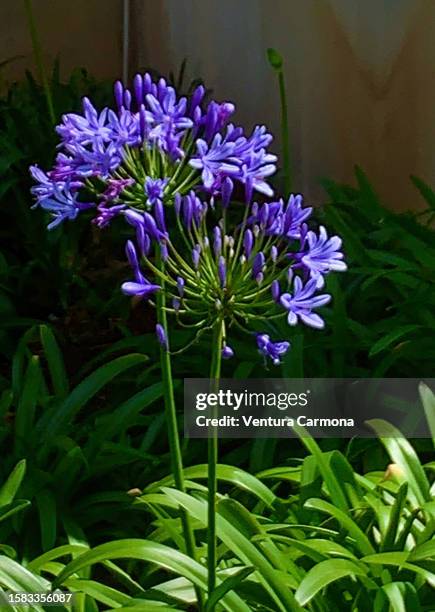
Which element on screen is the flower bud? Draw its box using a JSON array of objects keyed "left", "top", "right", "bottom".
[
  {"left": 222, "top": 344, "right": 234, "bottom": 359},
  {"left": 156, "top": 324, "right": 168, "bottom": 350},
  {"left": 114, "top": 81, "right": 124, "bottom": 109},
  {"left": 133, "top": 74, "right": 143, "bottom": 106},
  {"left": 218, "top": 256, "right": 226, "bottom": 288},
  {"left": 271, "top": 279, "right": 280, "bottom": 302},
  {"left": 213, "top": 226, "right": 222, "bottom": 256},
  {"left": 221, "top": 177, "right": 234, "bottom": 208},
  {"left": 243, "top": 229, "right": 253, "bottom": 258},
  {"left": 177, "top": 276, "right": 185, "bottom": 296}
]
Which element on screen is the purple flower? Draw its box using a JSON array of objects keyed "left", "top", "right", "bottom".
[
  {"left": 121, "top": 243, "right": 160, "bottom": 300},
  {"left": 103, "top": 177, "right": 135, "bottom": 201},
  {"left": 108, "top": 108, "right": 141, "bottom": 147},
  {"left": 294, "top": 226, "right": 347, "bottom": 288},
  {"left": 250, "top": 194, "right": 312, "bottom": 241},
  {"left": 284, "top": 195, "right": 312, "bottom": 239},
  {"left": 93, "top": 203, "right": 125, "bottom": 228},
  {"left": 256, "top": 333, "right": 290, "bottom": 365},
  {"left": 144, "top": 177, "right": 168, "bottom": 206},
  {"left": 280, "top": 277, "right": 331, "bottom": 329},
  {"left": 189, "top": 135, "right": 239, "bottom": 189},
  {"left": 33, "top": 181, "right": 93, "bottom": 230},
  {"left": 57, "top": 97, "right": 112, "bottom": 148}
]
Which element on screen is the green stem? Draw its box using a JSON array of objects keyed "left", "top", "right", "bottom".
[
  {"left": 278, "top": 68, "right": 291, "bottom": 196},
  {"left": 155, "top": 246, "right": 204, "bottom": 609},
  {"left": 23, "top": 0, "right": 55, "bottom": 125},
  {"left": 207, "top": 321, "right": 223, "bottom": 606}
]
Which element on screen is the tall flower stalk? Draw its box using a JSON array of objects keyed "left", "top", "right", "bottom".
[{"left": 30, "top": 71, "right": 346, "bottom": 606}]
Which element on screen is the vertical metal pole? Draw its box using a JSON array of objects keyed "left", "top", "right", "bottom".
[{"left": 122, "top": 0, "right": 130, "bottom": 83}]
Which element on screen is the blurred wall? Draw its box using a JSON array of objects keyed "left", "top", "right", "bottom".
[
  {"left": 132, "top": 0, "right": 435, "bottom": 211},
  {"left": 1, "top": 1, "right": 434, "bottom": 211},
  {"left": 0, "top": 1, "right": 122, "bottom": 83}
]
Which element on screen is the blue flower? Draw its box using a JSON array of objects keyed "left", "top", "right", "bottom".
[
  {"left": 257, "top": 333, "right": 290, "bottom": 365},
  {"left": 280, "top": 277, "right": 331, "bottom": 329},
  {"left": 33, "top": 181, "right": 93, "bottom": 230}
]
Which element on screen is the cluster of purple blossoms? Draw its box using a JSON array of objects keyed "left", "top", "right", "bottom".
[
  {"left": 30, "top": 73, "right": 346, "bottom": 365},
  {"left": 30, "top": 73, "right": 277, "bottom": 228}
]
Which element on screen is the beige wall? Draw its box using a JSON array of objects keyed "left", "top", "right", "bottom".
[
  {"left": 0, "top": 0, "right": 122, "bottom": 84},
  {"left": 132, "top": 0, "right": 435, "bottom": 211},
  {"left": 1, "top": 0, "right": 434, "bottom": 211}
]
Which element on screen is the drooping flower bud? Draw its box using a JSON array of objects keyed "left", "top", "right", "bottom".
[
  {"left": 156, "top": 323, "right": 168, "bottom": 351},
  {"left": 177, "top": 276, "right": 185, "bottom": 297},
  {"left": 222, "top": 344, "right": 234, "bottom": 359}
]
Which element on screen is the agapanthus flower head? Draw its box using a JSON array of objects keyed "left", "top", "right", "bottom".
[
  {"left": 30, "top": 72, "right": 277, "bottom": 230},
  {"left": 30, "top": 71, "right": 346, "bottom": 365},
  {"left": 118, "top": 186, "right": 344, "bottom": 360}
]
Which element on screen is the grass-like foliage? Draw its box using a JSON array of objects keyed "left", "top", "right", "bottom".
[{"left": 0, "top": 329, "right": 433, "bottom": 609}]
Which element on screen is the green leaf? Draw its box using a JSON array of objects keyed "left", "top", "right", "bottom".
[
  {"left": 409, "top": 539, "right": 435, "bottom": 562},
  {"left": 369, "top": 325, "right": 420, "bottom": 357},
  {"left": 410, "top": 175, "right": 435, "bottom": 211},
  {"left": 380, "top": 483, "right": 408, "bottom": 552},
  {"left": 0, "top": 555, "right": 50, "bottom": 595},
  {"left": 419, "top": 382, "right": 435, "bottom": 446},
  {"left": 28, "top": 544, "right": 89, "bottom": 572},
  {"left": 375, "top": 581, "right": 421, "bottom": 612},
  {"left": 304, "top": 498, "right": 375, "bottom": 556},
  {"left": 295, "top": 558, "right": 367, "bottom": 606},
  {"left": 40, "top": 324, "right": 69, "bottom": 398},
  {"left": 36, "top": 489, "right": 57, "bottom": 551},
  {"left": 206, "top": 567, "right": 254, "bottom": 611},
  {"left": 38, "top": 354, "right": 147, "bottom": 437},
  {"left": 367, "top": 419, "right": 431, "bottom": 506},
  {"left": 0, "top": 499, "right": 30, "bottom": 523},
  {"left": 14, "top": 355, "right": 42, "bottom": 452},
  {"left": 64, "top": 578, "right": 131, "bottom": 608},
  {"left": 52, "top": 539, "right": 249, "bottom": 612},
  {"left": 297, "top": 430, "right": 349, "bottom": 511},
  {"left": 162, "top": 488, "right": 302, "bottom": 612},
  {"left": 0, "top": 460, "right": 26, "bottom": 506},
  {"left": 148, "top": 464, "right": 275, "bottom": 506},
  {"left": 91, "top": 382, "right": 164, "bottom": 445}
]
